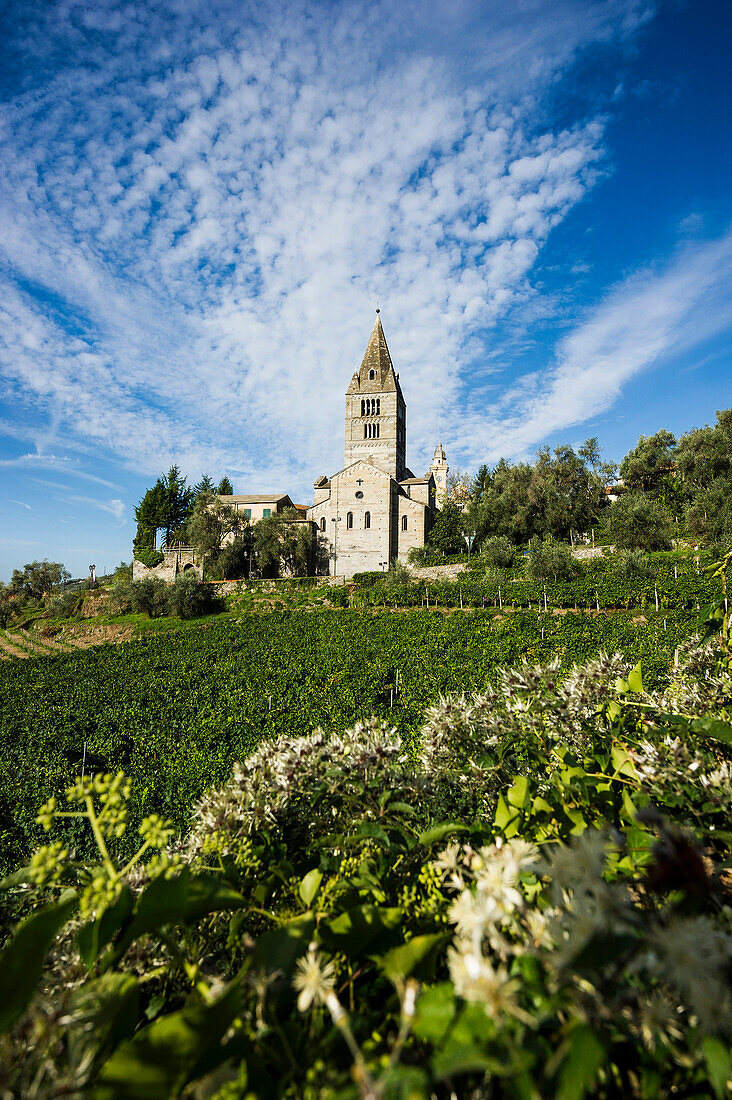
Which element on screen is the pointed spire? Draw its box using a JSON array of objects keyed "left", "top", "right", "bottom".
[{"left": 358, "top": 311, "right": 395, "bottom": 386}]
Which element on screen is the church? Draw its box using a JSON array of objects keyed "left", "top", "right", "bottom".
[{"left": 307, "top": 312, "right": 449, "bottom": 576}]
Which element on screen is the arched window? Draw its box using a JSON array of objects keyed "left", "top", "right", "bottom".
[
  {"left": 402, "top": 515, "right": 408, "bottom": 531},
  {"left": 369, "top": 369, "right": 376, "bottom": 379},
  {"left": 376, "top": 398, "right": 380, "bottom": 414},
  {"left": 361, "top": 399, "right": 365, "bottom": 416},
  {"left": 375, "top": 424, "right": 380, "bottom": 438},
  {"left": 364, "top": 424, "right": 368, "bottom": 438},
  {"left": 320, "top": 517, "right": 326, "bottom": 531},
  {"left": 347, "top": 512, "right": 353, "bottom": 529},
  {"left": 364, "top": 511, "right": 370, "bottom": 529}
]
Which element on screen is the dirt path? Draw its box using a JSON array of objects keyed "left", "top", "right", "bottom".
[{"left": 0, "top": 633, "right": 28, "bottom": 659}]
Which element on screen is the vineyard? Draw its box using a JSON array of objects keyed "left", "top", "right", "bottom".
[
  {"left": 0, "top": 604, "right": 698, "bottom": 874},
  {"left": 1, "top": 556, "right": 731, "bottom": 1100}
]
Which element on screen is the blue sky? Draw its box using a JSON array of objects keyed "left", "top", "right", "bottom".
[{"left": 0, "top": 0, "right": 730, "bottom": 580}]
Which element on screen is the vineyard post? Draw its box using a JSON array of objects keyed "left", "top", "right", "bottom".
[
  {"left": 498, "top": 586, "right": 502, "bottom": 610},
  {"left": 268, "top": 696, "right": 272, "bottom": 712},
  {"left": 696, "top": 555, "right": 700, "bottom": 575},
  {"left": 81, "top": 740, "right": 87, "bottom": 782},
  {"left": 674, "top": 647, "right": 679, "bottom": 668},
  {"left": 543, "top": 588, "right": 547, "bottom": 612},
  {"left": 595, "top": 589, "right": 600, "bottom": 613},
  {"left": 664, "top": 618, "right": 667, "bottom": 631},
  {"left": 655, "top": 586, "right": 659, "bottom": 612},
  {"left": 674, "top": 565, "right": 678, "bottom": 581},
  {"left": 395, "top": 669, "right": 399, "bottom": 696}
]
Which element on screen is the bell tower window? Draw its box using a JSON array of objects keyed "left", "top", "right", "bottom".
[
  {"left": 346, "top": 512, "right": 353, "bottom": 529},
  {"left": 402, "top": 515, "right": 408, "bottom": 531},
  {"left": 369, "top": 369, "right": 376, "bottom": 380},
  {"left": 364, "top": 511, "right": 370, "bottom": 529}
]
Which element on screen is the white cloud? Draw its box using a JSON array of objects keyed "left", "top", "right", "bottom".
[
  {"left": 0, "top": 0, "right": 657, "bottom": 495},
  {"left": 453, "top": 226, "right": 732, "bottom": 464}
]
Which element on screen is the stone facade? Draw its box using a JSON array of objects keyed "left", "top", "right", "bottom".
[
  {"left": 307, "top": 313, "right": 440, "bottom": 577},
  {"left": 132, "top": 547, "right": 203, "bottom": 582}
]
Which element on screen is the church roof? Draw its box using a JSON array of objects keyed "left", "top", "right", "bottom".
[
  {"left": 347, "top": 313, "right": 402, "bottom": 395},
  {"left": 219, "top": 494, "right": 291, "bottom": 505}
]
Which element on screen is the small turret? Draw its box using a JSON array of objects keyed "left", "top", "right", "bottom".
[{"left": 429, "top": 442, "right": 449, "bottom": 508}]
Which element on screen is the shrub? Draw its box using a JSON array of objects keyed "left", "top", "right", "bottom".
[
  {"left": 109, "top": 581, "right": 135, "bottom": 614},
  {"left": 526, "top": 537, "right": 576, "bottom": 582},
  {"left": 352, "top": 571, "right": 385, "bottom": 586},
  {"left": 615, "top": 548, "right": 655, "bottom": 579},
  {"left": 479, "top": 535, "right": 515, "bottom": 570},
  {"left": 166, "top": 575, "right": 218, "bottom": 619},
  {"left": 130, "top": 577, "right": 169, "bottom": 618},
  {"left": 133, "top": 547, "right": 164, "bottom": 569},
  {"left": 384, "top": 560, "right": 411, "bottom": 586},
  {"left": 44, "top": 590, "right": 82, "bottom": 620}
]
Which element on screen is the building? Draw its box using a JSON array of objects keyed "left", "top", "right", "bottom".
[
  {"left": 307, "top": 312, "right": 445, "bottom": 576},
  {"left": 217, "top": 493, "right": 297, "bottom": 524}
]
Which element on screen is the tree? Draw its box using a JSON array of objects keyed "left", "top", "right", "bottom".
[
  {"left": 217, "top": 476, "right": 234, "bottom": 496},
  {"left": 187, "top": 492, "right": 249, "bottom": 569},
  {"left": 428, "top": 501, "right": 465, "bottom": 555},
  {"left": 9, "top": 560, "right": 70, "bottom": 602},
  {"left": 608, "top": 493, "right": 673, "bottom": 552},
  {"left": 134, "top": 465, "right": 193, "bottom": 549},
  {"left": 620, "top": 431, "right": 677, "bottom": 496},
  {"left": 676, "top": 410, "right": 732, "bottom": 547},
  {"left": 252, "top": 509, "right": 311, "bottom": 577},
  {"left": 194, "top": 475, "right": 216, "bottom": 496}
]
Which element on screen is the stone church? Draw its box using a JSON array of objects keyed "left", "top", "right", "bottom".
[{"left": 308, "top": 312, "right": 449, "bottom": 576}]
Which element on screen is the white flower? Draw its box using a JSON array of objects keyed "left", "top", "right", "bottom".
[
  {"left": 447, "top": 945, "right": 520, "bottom": 1017},
  {"left": 448, "top": 889, "right": 501, "bottom": 948},
  {"left": 293, "top": 942, "right": 338, "bottom": 1012}
]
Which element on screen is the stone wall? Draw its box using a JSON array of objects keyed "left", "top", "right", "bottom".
[{"left": 132, "top": 548, "right": 203, "bottom": 583}]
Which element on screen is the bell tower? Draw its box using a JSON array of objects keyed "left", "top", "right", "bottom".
[{"left": 345, "top": 312, "right": 406, "bottom": 480}]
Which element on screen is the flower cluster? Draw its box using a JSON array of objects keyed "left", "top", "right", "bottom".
[
  {"left": 434, "top": 838, "right": 539, "bottom": 1019},
  {"left": 420, "top": 652, "right": 631, "bottom": 773},
  {"left": 187, "top": 718, "right": 407, "bottom": 861}
]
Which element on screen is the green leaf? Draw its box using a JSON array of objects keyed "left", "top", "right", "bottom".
[
  {"left": 378, "top": 932, "right": 448, "bottom": 981},
  {"left": 627, "top": 662, "right": 644, "bottom": 694},
  {"left": 69, "top": 973, "right": 140, "bottom": 1068},
  {"left": 507, "top": 775, "right": 530, "bottom": 810},
  {"left": 299, "top": 868, "right": 323, "bottom": 908},
  {"left": 94, "top": 983, "right": 241, "bottom": 1100},
  {"left": 556, "top": 1025, "right": 605, "bottom": 1100},
  {"left": 318, "top": 905, "right": 402, "bottom": 957},
  {"left": 494, "top": 794, "right": 518, "bottom": 832},
  {"left": 701, "top": 1036, "right": 731, "bottom": 1099},
  {"left": 0, "top": 889, "right": 77, "bottom": 1033},
  {"left": 251, "top": 914, "right": 315, "bottom": 974},
  {"left": 413, "top": 982, "right": 456, "bottom": 1043},
  {"left": 418, "top": 823, "right": 468, "bottom": 848},
  {"left": 183, "top": 875, "right": 247, "bottom": 922},
  {"left": 77, "top": 886, "right": 134, "bottom": 969}
]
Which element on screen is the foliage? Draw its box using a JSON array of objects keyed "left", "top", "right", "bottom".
[
  {"left": 112, "top": 561, "right": 133, "bottom": 584},
  {"left": 188, "top": 491, "right": 249, "bottom": 566},
  {"left": 9, "top": 560, "right": 70, "bottom": 602},
  {"left": 619, "top": 428, "right": 677, "bottom": 496},
  {"left": 133, "top": 547, "right": 164, "bottom": 569},
  {"left": 45, "top": 589, "right": 83, "bottom": 620},
  {"left": 165, "top": 576, "right": 219, "bottom": 620},
  {"left": 479, "top": 535, "right": 515, "bottom": 571},
  {"left": 525, "top": 537, "right": 576, "bottom": 582},
  {"left": 217, "top": 476, "right": 234, "bottom": 495},
  {"left": 428, "top": 501, "right": 465, "bottom": 554},
  {"left": 1, "top": 554, "right": 731, "bottom": 1097},
  {"left": 253, "top": 508, "right": 310, "bottom": 577},
  {"left": 217, "top": 537, "right": 254, "bottom": 580},
  {"left": 130, "top": 577, "right": 169, "bottom": 619},
  {"left": 608, "top": 492, "right": 674, "bottom": 551},
  {"left": 615, "top": 548, "right": 655, "bottom": 579},
  {"left": 134, "top": 465, "right": 194, "bottom": 550}
]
